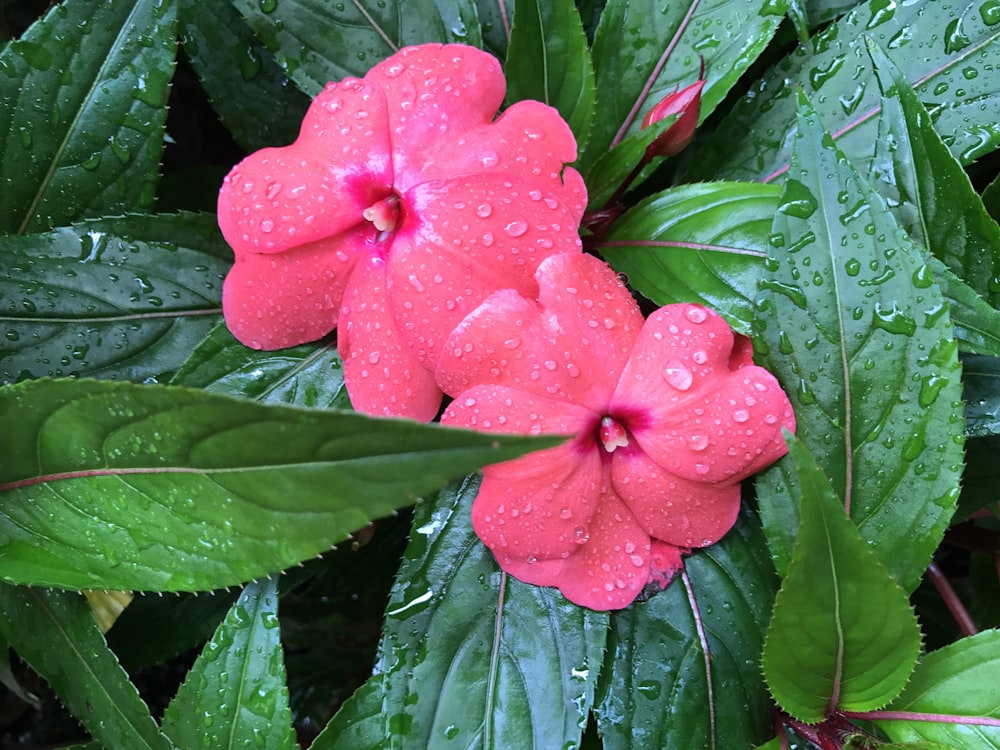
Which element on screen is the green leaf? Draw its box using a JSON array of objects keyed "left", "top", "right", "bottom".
[
  {"left": 867, "top": 38, "right": 1000, "bottom": 309},
  {"left": 170, "top": 323, "right": 352, "bottom": 409},
  {"left": 0, "top": 378, "right": 558, "bottom": 591},
  {"left": 232, "top": 0, "right": 483, "bottom": 97},
  {"left": 583, "top": 113, "right": 677, "bottom": 211},
  {"left": 0, "top": 213, "right": 229, "bottom": 384},
  {"left": 477, "top": 0, "right": 514, "bottom": 60},
  {"left": 754, "top": 93, "right": 965, "bottom": 592},
  {"left": 761, "top": 435, "right": 922, "bottom": 724},
  {"left": 963, "top": 355, "right": 1000, "bottom": 437},
  {"left": 594, "top": 509, "right": 777, "bottom": 750},
  {"left": 689, "top": 0, "right": 1000, "bottom": 183},
  {"left": 310, "top": 675, "right": 385, "bottom": 750},
  {"left": 504, "top": 0, "right": 595, "bottom": 150},
  {"left": 599, "top": 181, "right": 780, "bottom": 334},
  {"left": 874, "top": 630, "right": 1000, "bottom": 747},
  {"left": 0, "top": 0, "right": 176, "bottom": 233},
  {"left": 984, "top": 171, "right": 1000, "bottom": 223},
  {"left": 958, "top": 435, "right": 1000, "bottom": 518},
  {"left": 179, "top": 0, "right": 309, "bottom": 151},
  {"left": 924, "top": 255, "right": 1000, "bottom": 358},
  {"left": 161, "top": 576, "right": 296, "bottom": 750},
  {"left": 583, "top": 0, "right": 785, "bottom": 171},
  {"left": 0, "top": 585, "right": 171, "bottom": 750},
  {"left": 365, "top": 475, "right": 607, "bottom": 748}
]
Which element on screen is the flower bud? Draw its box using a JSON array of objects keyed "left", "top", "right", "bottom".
[{"left": 641, "top": 78, "right": 705, "bottom": 158}]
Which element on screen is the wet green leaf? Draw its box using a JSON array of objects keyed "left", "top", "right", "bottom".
[
  {"left": 958, "top": 435, "right": 1000, "bottom": 518},
  {"left": 754, "top": 94, "right": 965, "bottom": 593},
  {"left": 595, "top": 508, "right": 777, "bottom": 750},
  {"left": 962, "top": 355, "right": 1000, "bottom": 437},
  {"left": 0, "top": 0, "right": 176, "bottom": 233},
  {"left": 0, "top": 585, "right": 170, "bottom": 750},
  {"left": 232, "top": 0, "right": 482, "bottom": 97},
  {"left": 868, "top": 38, "right": 1000, "bottom": 309},
  {"left": 762, "top": 435, "right": 922, "bottom": 724},
  {"left": 171, "top": 323, "right": 351, "bottom": 408},
  {"left": 311, "top": 675, "right": 384, "bottom": 750},
  {"left": 477, "top": 0, "right": 514, "bottom": 60},
  {"left": 875, "top": 630, "right": 1000, "bottom": 747},
  {"left": 360, "top": 475, "right": 607, "bottom": 749},
  {"left": 984, "top": 171, "right": 1000, "bottom": 223},
  {"left": 690, "top": 0, "right": 1000, "bottom": 183},
  {"left": 161, "top": 576, "right": 296, "bottom": 750},
  {"left": 583, "top": 0, "right": 785, "bottom": 171},
  {"left": 600, "top": 181, "right": 780, "bottom": 334},
  {"left": 504, "top": 0, "right": 595, "bottom": 150},
  {"left": 923, "top": 256, "right": 1000, "bottom": 358},
  {"left": 0, "top": 213, "right": 229, "bottom": 384},
  {"left": 583, "top": 113, "right": 677, "bottom": 210},
  {"left": 178, "top": 0, "right": 309, "bottom": 151},
  {"left": 0, "top": 378, "right": 558, "bottom": 591}
]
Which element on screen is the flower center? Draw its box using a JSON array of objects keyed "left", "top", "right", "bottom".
[
  {"left": 362, "top": 194, "right": 400, "bottom": 233},
  {"left": 599, "top": 416, "right": 630, "bottom": 453}
]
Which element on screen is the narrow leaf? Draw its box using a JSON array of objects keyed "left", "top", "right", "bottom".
[
  {"left": 231, "top": 0, "right": 483, "bottom": 97},
  {"left": 762, "top": 435, "right": 922, "bottom": 724},
  {"left": 868, "top": 37, "right": 1000, "bottom": 309},
  {"left": 179, "top": 0, "right": 309, "bottom": 151},
  {"left": 504, "top": 0, "right": 596, "bottom": 149},
  {"left": 754, "top": 93, "right": 964, "bottom": 592},
  {"left": 0, "top": 585, "right": 171, "bottom": 750},
  {"left": 599, "top": 181, "right": 780, "bottom": 334},
  {"left": 368, "top": 475, "right": 607, "bottom": 748},
  {"left": 874, "top": 630, "right": 1000, "bottom": 747},
  {"left": 310, "top": 676, "right": 384, "bottom": 750},
  {"left": 583, "top": 113, "right": 677, "bottom": 211},
  {"left": 584, "top": 0, "right": 785, "bottom": 171},
  {"left": 962, "top": 355, "right": 1000, "bottom": 438},
  {"left": 170, "top": 323, "right": 352, "bottom": 409},
  {"left": 0, "top": 213, "right": 229, "bottom": 384},
  {"left": 477, "top": 0, "right": 515, "bottom": 60},
  {"left": 0, "top": 378, "right": 558, "bottom": 591},
  {"left": 0, "top": 0, "right": 176, "bottom": 232},
  {"left": 161, "top": 576, "right": 296, "bottom": 750},
  {"left": 595, "top": 508, "right": 777, "bottom": 750},
  {"left": 689, "top": 0, "right": 1000, "bottom": 183},
  {"left": 924, "top": 255, "right": 1000, "bottom": 358}
]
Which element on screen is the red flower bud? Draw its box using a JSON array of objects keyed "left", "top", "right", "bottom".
[{"left": 641, "top": 78, "right": 705, "bottom": 158}]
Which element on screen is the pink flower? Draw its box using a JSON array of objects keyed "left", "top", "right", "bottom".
[
  {"left": 641, "top": 77, "right": 705, "bottom": 158},
  {"left": 437, "top": 253, "right": 795, "bottom": 610},
  {"left": 217, "top": 44, "right": 586, "bottom": 421}
]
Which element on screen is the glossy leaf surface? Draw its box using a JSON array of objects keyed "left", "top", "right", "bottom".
[
  {"left": 0, "top": 213, "right": 229, "bottom": 384},
  {"left": 0, "top": 0, "right": 176, "bottom": 233},
  {"left": 595, "top": 508, "right": 777, "bottom": 750},
  {"left": 754, "top": 94, "right": 964, "bottom": 592},
  {"left": 232, "top": 0, "right": 482, "bottom": 97},
  {"left": 0, "top": 378, "right": 556, "bottom": 591},
  {"left": 964, "top": 355, "right": 1000, "bottom": 437},
  {"left": 600, "top": 181, "right": 779, "bottom": 334},
  {"left": 762, "top": 436, "right": 922, "bottom": 724},
  {"left": 161, "top": 576, "right": 296, "bottom": 750},
  {"left": 0, "top": 586, "right": 170, "bottom": 750}
]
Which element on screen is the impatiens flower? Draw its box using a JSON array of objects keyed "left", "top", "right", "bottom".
[
  {"left": 641, "top": 77, "right": 705, "bottom": 158},
  {"left": 437, "top": 253, "right": 795, "bottom": 610},
  {"left": 217, "top": 44, "right": 586, "bottom": 421}
]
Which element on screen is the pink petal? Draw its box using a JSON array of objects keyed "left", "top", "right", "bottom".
[
  {"left": 442, "top": 384, "right": 601, "bottom": 560},
  {"left": 218, "top": 79, "right": 393, "bottom": 259},
  {"left": 388, "top": 174, "right": 584, "bottom": 371},
  {"left": 434, "top": 253, "right": 643, "bottom": 407},
  {"left": 613, "top": 304, "right": 795, "bottom": 482},
  {"left": 647, "top": 540, "right": 686, "bottom": 590},
  {"left": 221, "top": 229, "right": 373, "bottom": 350},
  {"left": 611, "top": 447, "right": 742, "bottom": 548},
  {"left": 548, "top": 488, "right": 652, "bottom": 611},
  {"left": 339, "top": 254, "right": 442, "bottom": 421}
]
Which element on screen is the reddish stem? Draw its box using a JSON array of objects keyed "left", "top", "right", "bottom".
[{"left": 926, "top": 561, "right": 977, "bottom": 637}]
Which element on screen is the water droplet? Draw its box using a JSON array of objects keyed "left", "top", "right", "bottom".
[
  {"left": 559, "top": 507, "right": 573, "bottom": 519},
  {"left": 258, "top": 0, "right": 277, "bottom": 11},
  {"left": 873, "top": 301, "right": 917, "bottom": 335},
  {"left": 944, "top": 17, "right": 972, "bottom": 53},
  {"left": 480, "top": 150, "right": 499, "bottom": 167},
  {"left": 981, "top": 0, "right": 1000, "bottom": 25},
  {"left": 475, "top": 203, "right": 492, "bottom": 218},
  {"left": 407, "top": 275, "right": 425, "bottom": 293},
  {"left": 686, "top": 306, "right": 707, "bottom": 323},
  {"left": 689, "top": 434, "right": 709, "bottom": 451},
  {"left": 260, "top": 219, "right": 274, "bottom": 233},
  {"left": 663, "top": 360, "right": 693, "bottom": 390},
  {"left": 265, "top": 181, "right": 282, "bottom": 199},
  {"left": 845, "top": 258, "right": 861, "bottom": 276},
  {"left": 384, "top": 62, "right": 405, "bottom": 78},
  {"left": 503, "top": 220, "right": 527, "bottom": 237},
  {"left": 733, "top": 409, "right": 750, "bottom": 423}
]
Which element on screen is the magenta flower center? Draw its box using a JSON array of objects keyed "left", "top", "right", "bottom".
[{"left": 599, "top": 415, "right": 630, "bottom": 453}]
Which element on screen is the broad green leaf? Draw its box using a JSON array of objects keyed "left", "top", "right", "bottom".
[
  {"left": 0, "top": 585, "right": 170, "bottom": 750},
  {"left": 504, "top": 0, "right": 595, "bottom": 150},
  {"left": 171, "top": 323, "right": 352, "bottom": 409},
  {"left": 311, "top": 676, "right": 384, "bottom": 750},
  {"left": 0, "top": 0, "right": 176, "bottom": 233},
  {"left": 868, "top": 38, "right": 1000, "bottom": 308},
  {"left": 0, "top": 628, "right": 39, "bottom": 708},
  {"left": 367, "top": 475, "right": 607, "bottom": 749},
  {"left": 762, "top": 435, "right": 922, "bottom": 724},
  {"left": 599, "top": 181, "right": 780, "bottom": 334},
  {"left": 231, "top": 0, "right": 483, "bottom": 97},
  {"left": 875, "top": 630, "right": 1000, "bottom": 747},
  {"left": 595, "top": 508, "right": 777, "bottom": 750},
  {"left": 477, "top": 0, "right": 514, "bottom": 60},
  {"left": 583, "top": 0, "right": 785, "bottom": 171},
  {"left": 963, "top": 355, "right": 1000, "bottom": 437},
  {"left": 689, "top": 0, "right": 1000, "bottom": 183},
  {"left": 161, "top": 576, "right": 296, "bottom": 750},
  {"left": 804, "top": 0, "right": 859, "bottom": 27},
  {"left": 925, "top": 255, "right": 1000, "bottom": 358},
  {"left": 984, "top": 171, "right": 1000, "bottom": 223},
  {"left": 0, "top": 378, "right": 558, "bottom": 591},
  {"left": 179, "top": 0, "right": 309, "bottom": 151},
  {"left": 0, "top": 213, "right": 229, "bottom": 384},
  {"left": 754, "top": 94, "right": 964, "bottom": 592}
]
